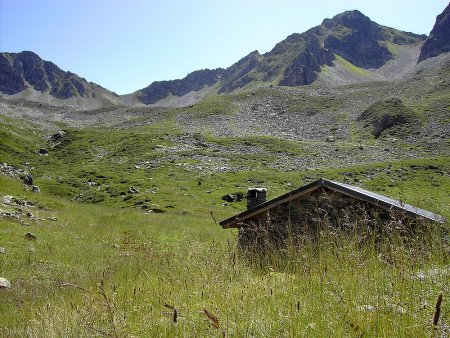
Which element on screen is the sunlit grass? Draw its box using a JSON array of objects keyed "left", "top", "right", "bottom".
[
  {"left": 0, "top": 172, "right": 448, "bottom": 336},
  {"left": 335, "top": 55, "right": 371, "bottom": 77}
]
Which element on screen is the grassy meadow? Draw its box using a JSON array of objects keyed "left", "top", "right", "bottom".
[
  {"left": 0, "top": 108, "right": 449, "bottom": 337},
  {"left": 0, "top": 173, "right": 448, "bottom": 337}
]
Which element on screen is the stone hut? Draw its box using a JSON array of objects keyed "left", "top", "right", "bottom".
[{"left": 220, "top": 178, "right": 444, "bottom": 250}]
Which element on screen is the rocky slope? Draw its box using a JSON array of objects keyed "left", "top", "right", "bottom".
[{"left": 419, "top": 2, "right": 450, "bottom": 62}]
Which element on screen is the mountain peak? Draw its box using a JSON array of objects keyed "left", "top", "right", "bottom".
[
  {"left": 322, "top": 10, "right": 372, "bottom": 30},
  {"left": 322, "top": 10, "right": 393, "bottom": 69},
  {"left": 0, "top": 51, "right": 119, "bottom": 106}
]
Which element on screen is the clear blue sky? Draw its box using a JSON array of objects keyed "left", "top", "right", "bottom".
[{"left": 1, "top": 0, "right": 448, "bottom": 94}]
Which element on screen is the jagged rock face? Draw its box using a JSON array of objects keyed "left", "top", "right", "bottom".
[
  {"left": 219, "top": 51, "right": 261, "bottom": 93},
  {"left": 0, "top": 51, "right": 91, "bottom": 98},
  {"left": 138, "top": 68, "right": 224, "bottom": 104},
  {"left": 0, "top": 54, "right": 27, "bottom": 94},
  {"left": 419, "top": 2, "right": 450, "bottom": 62},
  {"left": 323, "top": 10, "right": 392, "bottom": 69},
  {"left": 17, "top": 51, "right": 49, "bottom": 91},
  {"left": 279, "top": 37, "right": 335, "bottom": 86}
]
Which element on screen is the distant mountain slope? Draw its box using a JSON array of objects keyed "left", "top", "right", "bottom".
[
  {"left": 419, "top": 2, "right": 450, "bottom": 62},
  {"left": 2, "top": 6, "right": 446, "bottom": 108},
  {"left": 0, "top": 51, "right": 120, "bottom": 107},
  {"left": 137, "top": 68, "right": 224, "bottom": 104},
  {"left": 135, "top": 10, "right": 426, "bottom": 105}
]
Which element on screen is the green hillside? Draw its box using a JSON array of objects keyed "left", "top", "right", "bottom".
[{"left": 0, "top": 104, "right": 449, "bottom": 335}]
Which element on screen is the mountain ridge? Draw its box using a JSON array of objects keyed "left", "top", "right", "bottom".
[
  {"left": 135, "top": 10, "right": 427, "bottom": 105},
  {"left": 1, "top": 5, "right": 450, "bottom": 107}
]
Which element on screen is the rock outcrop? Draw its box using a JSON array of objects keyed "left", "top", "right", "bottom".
[
  {"left": 279, "top": 37, "right": 335, "bottom": 86},
  {"left": 419, "top": 2, "right": 450, "bottom": 62}
]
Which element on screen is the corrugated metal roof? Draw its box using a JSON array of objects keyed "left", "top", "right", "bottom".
[
  {"left": 219, "top": 178, "right": 445, "bottom": 228},
  {"left": 322, "top": 180, "right": 445, "bottom": 223}
]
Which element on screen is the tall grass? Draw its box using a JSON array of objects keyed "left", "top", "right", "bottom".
[{"left": 1, "top": 198, "right": 447, "bottom": 337}]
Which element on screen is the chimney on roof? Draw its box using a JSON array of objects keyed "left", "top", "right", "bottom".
[{"left": 247, "top": 188, "right": 267, "bottom": 209}]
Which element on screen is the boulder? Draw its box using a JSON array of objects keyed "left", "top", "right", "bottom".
[
  {"left": 25, "top": 232, "right": 37, "bottom": 240},
  {"left": 32, "top": 185, "right": 40, "bottom": 193},
  {"left": 221, "top": 192, "right": 244, "bottom": 202},
  {"left": 357, "top": 98, "right": 419, "bottom": 138},
  {"left": 50, "top": 130, "right": 66, "bottom": 142},
  {"left": 128, "top": 187, "right": 139, "bottom": 194},
  {"left": 23, "top": 173, "right": 33, "bottom": 186},
  {"left": 38, "top": 148, "right": 49, "bottom": 156},
  {"left": 0, "top": 277, "right": 11, "bottom": 289},
  {"left": 148, "top": 208, "right": 165, "bottom": 213}
]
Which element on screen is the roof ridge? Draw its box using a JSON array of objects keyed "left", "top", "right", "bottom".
[{"left": 219, "top": 179, "right": 444, "bottom": 228}]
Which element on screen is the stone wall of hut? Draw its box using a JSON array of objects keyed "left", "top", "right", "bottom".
[{"left": 237, "top": 187, "right": 395, "bottom": 250}]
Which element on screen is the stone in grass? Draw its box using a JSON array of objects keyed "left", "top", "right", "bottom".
[
  {"left": 25, "top": 232, "right": 37, "bottom": 240},
  {"left": 23, "top": 173, "right": 33, "bottom": 186},
  {"left": 147, "top": 208, "right": 165, "bottom": 213},
  {"left": 356, "top": 304, "right": 376, "bottom": 312},
  {"left": 0, "top": 277, "right": 11, "bottom": 289},
  {"left": 221, "top": 192, "right": 244, "bottom": 202},
  {"left": 128, "top": 187, "right": 139, "bottom": 194},
  {"left": 32, "top": 185, "right": 41, "bottom": 193},
  {"left": 0, "top": 247, "right": 5, "bottom": 254}
]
